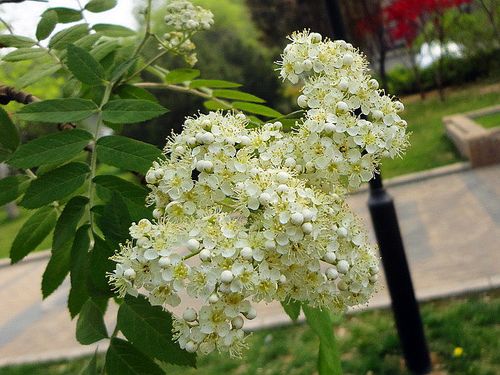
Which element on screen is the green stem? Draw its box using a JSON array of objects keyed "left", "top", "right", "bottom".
[
  {"left": 303, "top": 305, "right": 343, "bottom": 375},
  {"left": 0, "top": 17, "right": 13, "bottom": 34},
  {"left": 135, "top": 82, "right": 232, "bottom": 108},
  {"left": 132, "top": 0, "right": 153, "bottom": 57},
  {"left": 87, "top": 83, "right": 113, "bottom": 243}
]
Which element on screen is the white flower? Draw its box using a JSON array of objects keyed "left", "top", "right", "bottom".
[{"left": 111, "top": 29, "right": 406, "bottom": 358}]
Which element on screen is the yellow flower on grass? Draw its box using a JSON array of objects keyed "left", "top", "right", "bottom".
[{"left": 453, "top": 347, "right": 464, "bottom": 358}]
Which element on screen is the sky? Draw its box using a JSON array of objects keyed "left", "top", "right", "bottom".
[{"left": 0, "top": 0, "right": 138, "bottom": 38}]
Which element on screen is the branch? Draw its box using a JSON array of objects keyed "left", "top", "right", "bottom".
[
  {"left": 135, "top": 82, "right": 232, "bottom": 108},
  {"left": 0, "top": 85, "right": 39, "bottom": 105}
]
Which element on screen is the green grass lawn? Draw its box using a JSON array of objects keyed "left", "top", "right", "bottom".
[
  {"left": 0, "top": 208, "right": 52, "bottom": 259},
  {"left": 2, "top": 290, "right": 499, "bottom": 375},
  {"left": 474, "top": 111, "right": 500, "bottom": 129},
  {"left": 381, "top": 84, "right": 500, "bottom": 178}
]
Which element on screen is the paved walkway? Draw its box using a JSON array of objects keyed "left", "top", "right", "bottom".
[{"left": 0, "top": 164, "right": 499, "bottom": 366}]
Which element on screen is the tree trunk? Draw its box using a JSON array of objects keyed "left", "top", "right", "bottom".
[{"left": 406, "top": 45, "right": 425, "bottom": 100}]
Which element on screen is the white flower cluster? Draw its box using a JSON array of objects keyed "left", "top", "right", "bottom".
[
  {"left": 278, "top": 30, "right": 408, "bottom": 190},
  {"left": 163, "top": 0, "right": 214, "bottom": 65},
  {"left": 110, "top": 30, "right": 409, "bottom": 358}
]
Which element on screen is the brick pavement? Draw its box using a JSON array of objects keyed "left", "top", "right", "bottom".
[{"left": 0, "top": 163, "right": 499, "bottom": 366}]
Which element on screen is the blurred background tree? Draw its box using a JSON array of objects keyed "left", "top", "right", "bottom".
[{"left": 123, "top": 0, "right": 283, "bottom": 147}]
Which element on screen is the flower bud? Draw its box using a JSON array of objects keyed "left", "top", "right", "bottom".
[
  {"left": 368, "top": 78, "right": 379, "bottom": 90},
  {"left": 185, "top": 341, "right": 198, "bottom": 353},
  {"left": 277, "top": 171, "right": 290, "bottom": 183},
  {"left": 187, "top": 238, "right": 200, "bottom": 252},
  {"left": 159, "top": 257, "right": 171, "bottom": 268},
  {"left": 371, "top": 110, "right": 383, "bottom": 120},
  {"left": 338, "top": 280, "right": 348, "bottom": 291},
  {"left": 245, "top": 307, "right": 257, "bottom": 320},
  {"left": 183, "top": 308, "right": 197, "bottom": 322},
  {"left": 337, "top": 260, "right": 350, "bottom": 274},
  {"left": 302, "top": 209, "right": 314, "bottom": 222},
  {"left": 325, "top": 123, "right": 336, "bottom": 133},
  {"left": 290, "top": 212, "right": 304, "bottom": 226},
  {"left": 310, "top": 32, "right": 322, "bottom": 43},
  {"left": 208, "top": 293, "right": 219, "bottom": 304},
  {"left": 301, "top": 222, "right": 313, "bottom": 234},
  {"left": 326, "top": 267, "right": 339, "bottom": 280},
  {"left": 221, "top": 270, "right": 234, "bottom": 283},
  {"left": 297, "top": 95, "right": 308, "bottom": 108},
  {"left": 324, "top": 252, "right": 337, "bottom": 263},
  {"left": 239, "top": 135, "right": 251, "bottom": 146},
  {"left": 199, "top": 249, "right": 211, "bottom": 261},
  {"left": 394, "top": 101, "right": 404, "bottom": 112},
  {"left": 336, "top": 101, "right": 349, "bottom": 114},
  {"left": 259, "top": 192, "right": 272, "bottom": 205},
  {"left": 240, "top": 247, "right": 253, "bottom": 260},
  {"left": 231, "top": 316, "right": 244, "bottom": 329},
  {"left": 124, "top": 268, "right": 136, "bottom": 280},
  {"left": 342, "top": 53, "right": 354, "bottom": 66},
  {"left": 337, "top": 227, "right": 348, "bottom": 237},
  {"left": 338, "top": 78, "right": 349, "bottom": 91}
]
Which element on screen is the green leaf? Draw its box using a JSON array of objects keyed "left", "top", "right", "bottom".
[
  {"left": 105, "top": 338, "right": 164, "bottom": 375},
  {"left": 115, "top": 84, "right": 158, "bottom": 103},
  {"left": 47, "top": 7, "right": 82, "bottom": 23},
  {"left": 212, "top": 89, "right": 265, "bottom": 103},
  {"left": 93, "top": 175, "right": 151, "bottom": 221},
  {"left": 96, "top": 192, "right": 130, "bottom": 247},
  {"left": 74, "top": 33, "right": 102, "bottom": 50},
  {"left": 16, "top": 98, "right": 98, "bottom": 123},
  {"left": 110, "top": 57, "right": 138, "bottom": 82},
  {"left": 76, "top": 298, "right": 108, "bottom": 345},
  {"left": 67, "top": 44, "right": 105, "bottom": 85},
  {"left": 92, "top": 24, "right": 135, "bottom": 37},
  {"left": 85, "top": 0, "right": 117, "bottom": 13},
  {"left": 0, "top": 175, "right": 30, "bottom": 206},
  {"left": 2, "top": 48, "right": 47, "bottom": 62},
  {"left": 42, "top": 196, "right": 88, "bottom": 298},
  {"left": 165, "top": 68, "right": 200, "bottom": 84},
  {"left": 88, "top": 234, "right": 115, "bottom": 298},
  {"left": 203, "top": 100, "right": 231, "bottom": 111},
  {"left": 233, "top": 102, "right": 282, "bottom": 118},
  {"left": 69, "top": 225, "right": 91, "bottom": 318},
  {"left": 189, "top": 79, "right": 241, "bottom": 89},
  {"left": 303, "top": 305, "right": 342, "bottom": 375},
  {"left": 80, "top": 350, "right": 99, "bottom": 375},
  {"left": 90, "top": 40, "right": 120, "bottom": 61},
  {"left": 118, "top": 295, "right": 196, "bottom": 367},
  {"left": 16, "top": 64, "right": 61, "bottom": 89},
  {"left": 0, "top": 107, "right": 20, "bottom": 152},
  {"left": 8, "top": 129, "right": 93, "bottom": 168},
  {"left": 281, "top": 300, "right": 301, "bottom": 322},
  {"left": 20, "top": 162, "right": 90, "bottom": 208},
  {"left": 0, "top": 34, "right": 36, "bottom": 48},
  {"left": 49, "top": 24, "right": 88, "bottom": 50},
  {"left": 10, "top": 206, "right": 57, "bottom": 264},
  {"left": 96, "top": 136, "right": 162, "bottom": 174},
  {"left": 101, "top": 99, "right": 168, "bottom": 124},
  {"left": 36, "top": 10, "right": 58, "bottom": 41}
]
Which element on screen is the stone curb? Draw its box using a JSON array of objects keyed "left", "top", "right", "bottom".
[
  {"left": 353, "top": 161, "right": 471, "bottom": 195},
  {"left": 0, "top": 249, "right": 51, "bottom": 269}
]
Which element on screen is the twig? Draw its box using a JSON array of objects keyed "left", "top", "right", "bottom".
[{"left": 0, "top": 85, "right": 39, "bottom": 105}]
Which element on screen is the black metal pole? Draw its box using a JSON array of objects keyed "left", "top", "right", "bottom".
[
  {"left": 368, "top": 175, "right": 431, "bottom": 374},
  {"left": 322, "top": 1, "right": 431, "bottom": 373}
]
